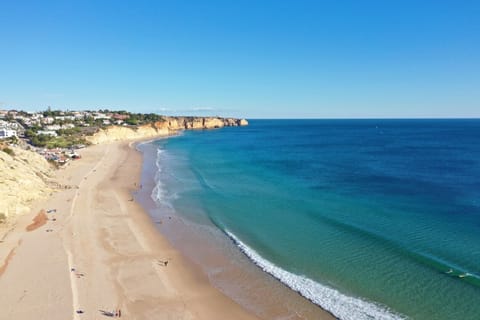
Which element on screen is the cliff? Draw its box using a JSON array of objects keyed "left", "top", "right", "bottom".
[
  {"left": 86, "top": 116, "right": 248, "bottom": 145},
  {"left": 0, "top": 146, "right": 54, "bottom": 221},
  {"left": 85, "top": 122, "right": 170, "bottom": 144},
  {"left": 164, "top": 116, "right": 248, "bottom": 130}
]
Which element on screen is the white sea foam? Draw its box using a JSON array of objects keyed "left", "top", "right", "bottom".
[
  {"left": 150, "top": 147, "right": 181, "bottom": 207},
  {"left": 155, "top": 148, "right": 164, "bottom": 168},
  {"left": 225, "top": 230, "right": 407, "bottom": 320},
  {"left": 151, "top": 148, "right": 167, "bottom": 203},
  {"left": 150, "top": 178, "right": 165, "bottom": 203}
]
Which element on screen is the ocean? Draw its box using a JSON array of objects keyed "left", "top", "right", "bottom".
[{"left": 138, "top": 119, "right": 480, "bottom": 320}]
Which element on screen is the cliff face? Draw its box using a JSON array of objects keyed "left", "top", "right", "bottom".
[
  {"left": 0, "top": 146, "right": 54, "bottom": 220},
  {"left": 165, "top": 116, "right": 247, "bottom": 130},
  {"left": 86, "top": 116, "right": 248, "bottom": 145},
  {"left": 85, "top": 123, "right": 170, "bottom": 144}
]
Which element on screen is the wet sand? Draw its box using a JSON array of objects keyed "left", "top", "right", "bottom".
[{"left": 25, "top": 210, "right": 47, "bottom": 232}]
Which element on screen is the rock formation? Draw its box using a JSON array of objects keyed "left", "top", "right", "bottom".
[
  {"left": 0, "top": 146, "right": 54, "bottom": 220},
  {"left": 86, "top": 116, "right": 248, "bottom": 145},
  {"left": 164, "top": 116, "right": 248, "bottom": 130}
]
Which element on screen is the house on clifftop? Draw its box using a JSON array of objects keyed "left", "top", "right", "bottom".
[{"left": 0, "top": 128, "right": 17, "bottom": 139}]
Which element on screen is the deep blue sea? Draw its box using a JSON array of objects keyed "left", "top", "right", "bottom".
[{"left": 147, "top": 119, "right": 480, "bottom": 319}]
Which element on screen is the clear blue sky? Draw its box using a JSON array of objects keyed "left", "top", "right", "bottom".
[{"left": 1, "top": 0, "right": 479, "bottom": 118}]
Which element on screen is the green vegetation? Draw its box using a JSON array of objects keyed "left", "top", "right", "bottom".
[
  {"left": 24, "top": 127, "right": 42, "bottom": 138},
  {"left": 42, "top": 107, "right": 69, "bottom": 118},
  {"left": 6, "top": 136, "right": 18, "bottom": 144},
  {"left": 23, "top": 124, "right": 87, "bottom": 148},
  {"left": 2, "top": 147, "right": 14, "bottom": 156},
  {"left": 35, "top": 135, "right": 87, "bottom": 148},
  {"left": 56, "top": 127, "right": 81, "bottom": 136},
  {"left": 125, "top": 113, "right": 164, "bottom": 125},
  {"left": 2, "top": 147, "right": 15, "bottom": 156}
]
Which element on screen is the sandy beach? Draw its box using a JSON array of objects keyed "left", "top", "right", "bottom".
[{"left": 0, "top": 141, "right": 261, "bottom": 320}]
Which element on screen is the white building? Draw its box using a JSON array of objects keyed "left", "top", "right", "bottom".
[
  {"left": 45, "top": 123, "right": 75, "bottom": 131},
  {"left": 94, "top": 113, "right": 111, "bottom": 120},
  {"left": 45, "top": 124, "right": 62, "bottom": 131},
  {"left": 0, "top": 128, "right": 17, "bottom": 139},
  {"left": 0, "top": 120, "right": 18, "bottom": 129},
  {"left": 42, "top": 117, "right": 55, "bottom": 124},
  {"left": 73, "top": 112, "right": 85, "bottom": 119},
  {"left": 37, "top": 130, "right": 58, "bottom": 137}
]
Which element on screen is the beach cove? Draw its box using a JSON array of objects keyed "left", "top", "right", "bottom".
[
  {"left": 0, "top": 118, "right": 336, "bottom": 320},
  {"left": 0, "top": 137, "right": 270, "bottom": 320},
  {"left": 3, "top": 119, "right": 478, "bottom": 319},
  {"left": 2, "top": 0, "right": 478, "bottom": 318}
]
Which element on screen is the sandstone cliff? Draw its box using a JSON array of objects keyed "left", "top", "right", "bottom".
[
  {"left": 164, "top": 116, "right": 248, "bottom": 130},
  {"left": 85, "top": 123, "right": 171, "bottom": 144},
  {"left": 0, "top": 146, "right": 54, "bottom": 220},
  {"left": 86, "top": 116, "right": 248, "bottom": 145}
]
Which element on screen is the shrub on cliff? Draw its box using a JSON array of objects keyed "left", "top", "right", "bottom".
[{"left": 2, "top": 147, "right": 15, "bottom": 157}]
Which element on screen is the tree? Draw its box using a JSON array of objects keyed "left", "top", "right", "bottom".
[
  {"left": 24, "top": 129, "right": 36, "bottom": 138},
  {"left": 125, "top": 115, "right": 139, "bottom": 125}
]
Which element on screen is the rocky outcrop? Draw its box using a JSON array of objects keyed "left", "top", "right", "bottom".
[
  {"left": 0, "top": 146, "right": 54, "bottom": 220},
  {"left": 164, "top": 116, "right": 248, "bottom": 130},
  {"left": 86, "top": 116, "right": 248, "bottom": 145}
]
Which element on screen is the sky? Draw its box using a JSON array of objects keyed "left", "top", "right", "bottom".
[{"left": 0, "top": 0, "right": 479, "bottom": 118}]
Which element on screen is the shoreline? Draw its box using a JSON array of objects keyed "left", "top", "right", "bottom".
[
  {"left": 0, "top": 140, "right": 260, "bottom": 319},
  {"left": 135, "top": 138, "right": 336, "bottom": 320}
]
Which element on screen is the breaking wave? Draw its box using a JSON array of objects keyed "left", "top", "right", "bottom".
[{"left": 225, "top": 230, "right": 406, "bottom": 320}]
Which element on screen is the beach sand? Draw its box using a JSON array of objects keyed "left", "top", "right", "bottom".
[{"left": 0, "top": 141, "right": 261, "bottom": 320}]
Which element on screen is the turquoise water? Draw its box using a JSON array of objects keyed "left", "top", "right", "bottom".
[{"left": 149, "top": 120, "right": 480, "bottom": 319}]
